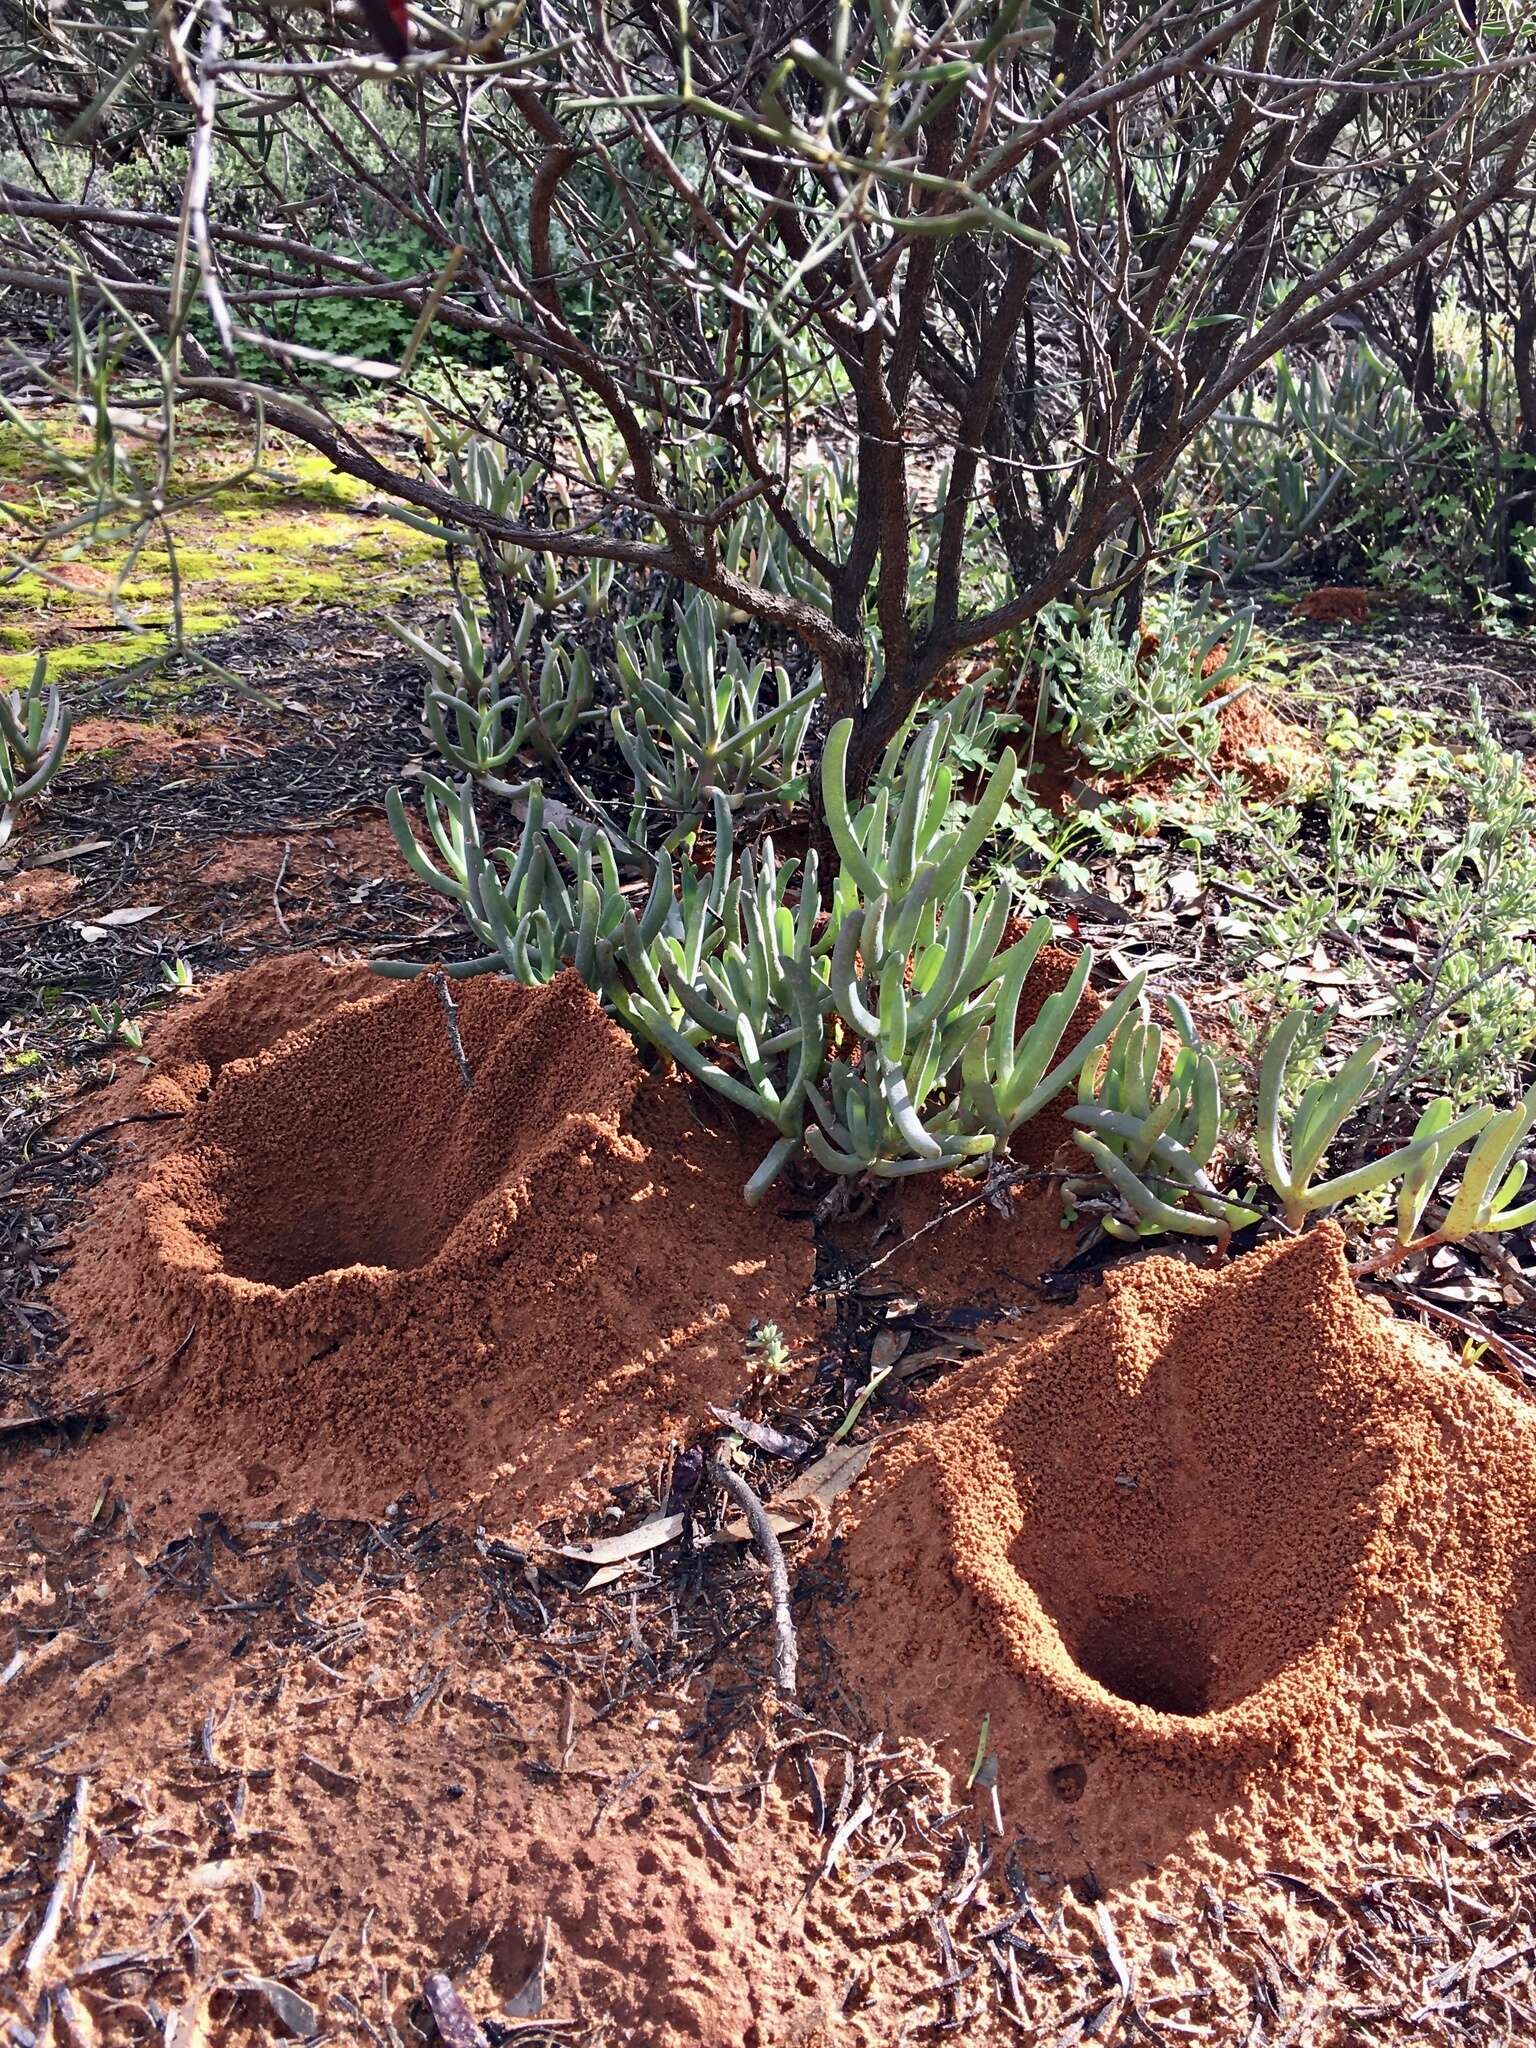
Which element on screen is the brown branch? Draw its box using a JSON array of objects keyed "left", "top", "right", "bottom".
[{"left": 711, "top": 1459, "right": 798, "bottom": 1698}]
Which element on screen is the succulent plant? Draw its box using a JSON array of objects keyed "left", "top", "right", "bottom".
[
  {"left": 0, "top": 655, "right": 72, "bottom": 849},
  {"left": 1066, "top": 1005, "right": 1260, "bottom": 1241},
  {"left": 1378, "top": 1089, "right": 1536, "bottom": 1265},
  {"left": 385, "top": 699, "right": 1148, "bottom": 1203},
  {"left": 615, "top": 824, "right": 832, "bottom": 1203},
  {"left": 391, "top": 597, "right": 597, "bottom": 794},
  {"left": 436, "top": 432, "right": 617, "bottom": 614},
  {"left": 381, "top": 774, "right": 674, "bottom": 995},
  {"left": 1256, "top": 1006, "right": 1497, "bottom": 1233},
  {"left": 610, "top": 590, "right": 822, "bottom": 846}
]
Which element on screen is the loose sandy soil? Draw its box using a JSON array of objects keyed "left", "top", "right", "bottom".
[
  {"left": 7, "top": 617, "right": 1536, "bottom": 2046},
  {"left": 7, "top": 957, "right": 1536, "bottom": 2047}
]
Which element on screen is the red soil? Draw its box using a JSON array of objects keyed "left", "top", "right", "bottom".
[
  {"left": 68, "top": 714, "right": 263, "bottom": 777},
  {"left": 836, "top": 1228, "right": 1536, "bottom": 1913},
  {"left": 0, "top": 1497, "right": 941, "bottom": 2048},
  {"left": 0, "top": 864, "right": 79, "bottom": 918},
  {"left": 148, "top": 814, "right": 419, "bottom": 943},
  {"left": 53, "top": 957, "right": 814, "bottom": 1528},
  {"left": 186, "top": 814, "right": 409, "bottom": 892},
  {"left": 1297, "top": 584, "right": 1373, "bottom": 626},
  {"left": 1208, "top": 687, "right": 1313, "bottom": 799},
  {"left": 13, "top": 962, "right": 1536, "bottom": 2040}
]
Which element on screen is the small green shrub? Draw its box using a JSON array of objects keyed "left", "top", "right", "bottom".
[{"left": 1042, "top": 576, "right": 1253, "bottom": 779}]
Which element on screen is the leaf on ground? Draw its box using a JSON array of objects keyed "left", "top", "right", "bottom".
[
  {"left": 556, "top": 1512, "right": 684, "bottom": 1567},
  {"left": 76, "top": 904, "right": 163, "bottom": 940},
  {"left": 717, "top": 1507, "right": 806, "bottom": 1544},
  {"left": 504, "top": 1917, "right": 553, "bottom": 2019},
  {"left": 29, "top": 838, "right": 112, "bottom": 868},
  {"left": 781, "top": 1440, "right": 873, "bottom": 1509},
  {"left": 1095, "top": 1901, "right": 1133, "bottom": 1998},
  {"left": 229, "top": 1977, "right": 320, "bottom": 2040},
  {"left": 709, "top": 1406, "right": 811, "bottom": 1458},
  {"left": 164, "top": 1987, "right": 209, "bottom": 2048},
  {"left": 869, "top": 1328, "right": 911, "bottom": 1372}
]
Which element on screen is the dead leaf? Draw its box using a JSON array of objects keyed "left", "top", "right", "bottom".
[
  {"left": 29, "top": 839, "right": 112, "bottom": 868},
  {"left": 504, "top": 1917, "right": 553, "bottom": 2019},
  {"left": 708, "top": 1406, "right": 811, "bottom": 1458},
  {"left": 163, "top": 1987, "right": 209, "bottom": 2048},
  {"left": 870, "top": 1328, "right": 911, "bottom": 1372},
  {"left": 781, "top": 1440, "right": 873, "bottom": 1509},
  {"left": 75, "top": 904, "right": 163, "bottom": 941},
  {"left": 555, "top": 1512, "right": 684, "bottom": 1567},
  {"left": 1096, "top": 1901, "right": 1133, "bottom": 1998},
  {"left": 423, "top": 1974, "right": 489, "bottom": 2047},
  {"left": 577, "top": 1560, "right": 631, "bottom": 1593},
  {"left": 229, "top": 1977, "right": 319, "bottom": 2039},
  {"left": 718, "top": 1506, "right": 806, "bottom": 1544}
]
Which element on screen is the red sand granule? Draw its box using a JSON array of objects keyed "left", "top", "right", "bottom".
[
  {"left": 55, "top": 958, "right": 813, "bottom": 1527},
  {"left": 837, "top": 1227, "right": 1536, "bottom": 1782}
]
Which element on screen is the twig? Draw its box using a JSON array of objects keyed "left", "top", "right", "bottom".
[
  {"left": 848, "top": 1163, "right": 1056, "bottom": 1286},
  {"left": 711, "top": 1458, "right": 797, "bottom": 1698},
  {"left": 23, "top": 1775, "right": 90, "bottom": 1987},
  {"left": 0, "top": 1109, "right": 184, "bottom": 1198},
  {"left": 1380, "top": 1290, "right": 1536, "bottom": 1378},
  {"left": 271, "top": 837, "right": 293, "bottom": 938},
  {"left": 432, "top": 971, "right": 473, "bottom": 1091}
]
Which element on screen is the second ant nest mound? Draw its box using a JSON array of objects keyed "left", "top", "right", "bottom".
[
  {"left": 56, "top": 960, "right": 812, "bottom": 1524},
  {"left": 838, "top": 1228, "right": 1536, "bottom": 1785}
]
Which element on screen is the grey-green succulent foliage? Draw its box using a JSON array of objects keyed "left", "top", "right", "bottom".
[
  {"left": 392, "top": 599, "right": 598, "bottom": 794},
  {"left": 1258, "top": 1007, "right": 1536, "bottom": 1261},
  {"left": 389, "top": 696, "right": 1146, "bottom": 1201},
  {"left": 610, "top": 590, "right": 822, "bottom": 848},
  {"left": 1066, "top": 1005, "right": 1259, "bottom": 1241},
  {"left": 1, "top": 655, "right": 71, "bottom": 850}
]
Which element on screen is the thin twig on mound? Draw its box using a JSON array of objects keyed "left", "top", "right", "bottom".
[
  {"left": 432, "top": 971, "right": 473, "bottom": 1091},
  {"left": 712, "top": 1458, "right": 798, "bottom": 1698}
]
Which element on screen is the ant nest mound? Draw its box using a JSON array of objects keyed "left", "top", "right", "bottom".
[
  {"left": 149, "top": 965, "right": 639, "bottom": 1292},
  {"left": 57, "top": 960, "right": 811, "bottom": 1523},
  {"left": 838, "top": 1228, "right": 1536, "bottom": 1777}
]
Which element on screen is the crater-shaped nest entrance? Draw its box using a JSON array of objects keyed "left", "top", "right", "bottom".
[
  {"left": 190, "top": 970, "right": 622, "bottom": 1285},
  {"left": 840, "top": 1230, "right": 1415, "bottom": 1762},
  {"left": 1068, "top": 1603, "right": 1215, "bottom": 1718},
  {"left": 58, "top": 960, "right": 812, "bottom": 1521}
]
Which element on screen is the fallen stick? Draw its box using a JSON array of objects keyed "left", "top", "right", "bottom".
[
  {"left": 432, "top": 971, "right": 473, "bottom": 1092},
  {"left": 23, "top": 1774, "right": 90, "bottom": 1987},
  {"left": 712, "top": 1459, "right": 798, "bottom": 1698}
]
